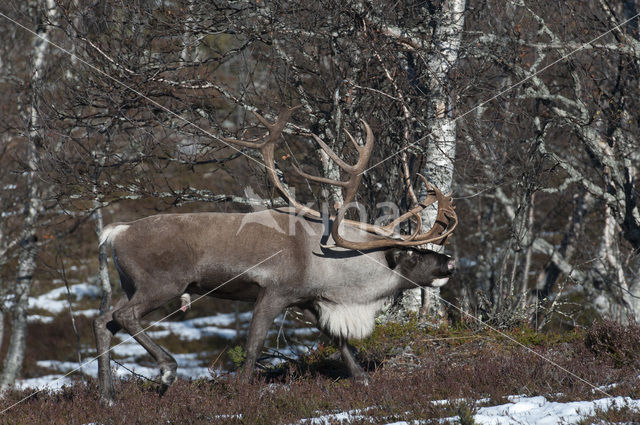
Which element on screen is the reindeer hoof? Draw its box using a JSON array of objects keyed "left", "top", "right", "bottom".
[
  {"left": 99, "top": 395, "right": 115, "bottom": 407},
  {"left": 158, "top": 383, "right": 169, "bottom": 397},
  {"left": 353, "top": 373, "right": 370, "bottom": 386},
  {"left": 160, "top": 364, "right": 177, "bottom": 386}
]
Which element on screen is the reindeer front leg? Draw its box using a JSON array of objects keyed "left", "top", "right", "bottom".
[
  {"left": 299, "top": 305, "right": 368, "bottom": 383},
  {"left": 111, "top": 295, "right": 179, "bottom": 394},
  {"left": 338, "top": 338, "right": 368, "bottom": 384}
]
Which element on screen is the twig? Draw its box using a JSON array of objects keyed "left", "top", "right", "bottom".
[
  {"left": 58, "top": 244, "right": 84, "bottom": 382},
  {"left": 111, "top": 359, "right": 161, "bottom": 385}
]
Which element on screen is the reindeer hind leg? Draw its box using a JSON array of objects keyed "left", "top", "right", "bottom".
[
  {"left": 111, "top": 289, "right": 181, "bottom": 393},
  {"left": 94, "top": 295, "right": 127, "bottom": 404}
]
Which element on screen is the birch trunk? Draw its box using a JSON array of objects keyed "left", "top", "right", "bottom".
[
  {"left": 0, "top": 300, "right": 4, "bottom": 360},
  {"left": 0, "top": 228, "right": 5, "bottom": 355},
  {"left": 0, "top": 0, "right": 55, "bottom": 391},
  {"left": 392, "top": 0, "right": 466, "bottom": 322},
  {"left": 180, "top": 0, "right": 197, "bottom": 63},
  {"left": 600, "top": 205, "right": 639, "bottom": 321},
  {"left": 519, "top": 194, "right": 536, "bottom": 308},
  {"left": 0, "top": 113, "right": 41, "bottom": 391},
  {"left": 94, "top": 205, "right": 112, "bottom": 314}
]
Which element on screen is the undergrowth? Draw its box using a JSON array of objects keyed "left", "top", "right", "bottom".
[
  {"left": 1, "top": 320, "right": 639, "bottom": 424},
  {"left": 577, "top": 399, "right": 640, "bottom": 424}
]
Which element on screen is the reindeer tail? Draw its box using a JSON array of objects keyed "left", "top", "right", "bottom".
[{"left": 99, "top": 223, "right": 130, "bottom": 248}]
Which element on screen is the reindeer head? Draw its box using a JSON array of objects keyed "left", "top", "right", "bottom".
[{"left": 386, "top": 248, "right": 455, "bottom": 288}]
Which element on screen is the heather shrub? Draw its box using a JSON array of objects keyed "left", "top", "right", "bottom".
[
  {"left": 455, "top": 399, "right": 478, "bottom": 425},
  {"left": 269, "top": 342, "right": 350, "bottom": 381},
  {"left": 3, "top": 323, "right": 640, "bottom": 423},
  {"left": 353, "top": 314, "right": 424, "bottom": 362},
  {"left": 584, "top": 319, "right": 640, "bottom": 367},
  {"left": 499, "top": 325, "right": 583, "bottom": 348}
]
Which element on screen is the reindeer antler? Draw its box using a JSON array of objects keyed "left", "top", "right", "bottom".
[
  {"left": 294, "top": 120, "right": 457, "bottom": 249},
  {"left": 223, "top": 106, "right": 321, "bottom": 218},
  {"left": 224, "top": 107, "right": 457, "bottom": 250}
]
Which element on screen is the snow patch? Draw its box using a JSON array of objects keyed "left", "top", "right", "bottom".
[
  {"left": 15, "top": 375, "right": 73, "bottom": 392},
  {"left": 14, "top": 308, "right": 317, "bottom": 396},
  {"left": 29, "top": 283, "right": 100, "bottom": 314},
  {"left": 27, "top": 315, "right": 54, "bottom": 323},
  {"left": 298, "top": 407, "right": 377, "bottom": 424},
  {"left": 36, "top": 354, "right": 211, "bottom": 383},
  {"left": 148, "top": 319, "right": 239, "bottom": 341},
  {"left": 451, "top": 395, "right": 640, "bottom": 425},
  {"left": 296, "top": 396, "right": 640, "bottom": 424}
]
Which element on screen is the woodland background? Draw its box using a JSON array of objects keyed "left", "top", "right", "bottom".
[{"left": 0, "top": 0, "right": 639, "bottom": 418}]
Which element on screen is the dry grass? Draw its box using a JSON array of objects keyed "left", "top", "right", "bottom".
[{"left": 2, "top": 320, "right": 640, "bottom": 424}]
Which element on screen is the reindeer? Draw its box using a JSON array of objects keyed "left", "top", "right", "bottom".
[{"left": 94, "top": 107, "right": 457, "bottom": 403}]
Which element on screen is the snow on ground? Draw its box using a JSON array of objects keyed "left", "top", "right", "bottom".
[
  {"left": 27, "top": 314, "right": 55, "bottom": 323},
  {"left": 28, "top": 282, "right": 101, "bottom": 314},
  {"left": 147, "top": 317, "right": 242, "bottom": 340},
  {"left": 296, "top": 396, "right": 640, "bottom": 424},
  {"left": 175, "top": 311, "right": 254, "bottom": 327},
  {"left": 22, "top": 315, "right": 245, "bottom": 384},
  {"left": 34, "top": 352, "right": 212, "bottom": 383},
  {"left": 298, "top": 408, "right": 377, "bottom": 424},
  {"left": 451, "top": 395, "right": 640, "bottom": 425},
  {"left": 14, "top": 375, "right": 74, "bottom": 392}
]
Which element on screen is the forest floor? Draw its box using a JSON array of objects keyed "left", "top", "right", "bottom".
[{"left": 1, "top": 282, "right": 640, "bottom": 424}]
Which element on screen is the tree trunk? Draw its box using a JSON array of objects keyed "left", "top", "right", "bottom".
[
  {"left": 180, "top": 0, "right": 198, "bottom": 63},
  {"left": 0, "top": 231, "right": 6, "bottom": 356},
  {"left": 0, "top": 150, "right": 40, "bottom": 391},
  {"left": 0, "top": 0, "right": 54, "bottom": 391},
  {"left": 601, "top": 205, "right": 637, "bottom": 321},
  {"left": 94, "top": 205, "right": 112, "bottom": 314},
  {"left": 390, "top": 0, "right": 466, "bottom": 323},
  {"left": 0, "top": 303, "right": 4, "bottom": 359}
]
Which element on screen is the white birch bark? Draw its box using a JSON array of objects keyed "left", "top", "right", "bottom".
[
  {"left": 0, "top": 117, "right": 40, "bottom": 391},
  {"left": 0, "top": 0, "right": 55, "bottom": 391},
  {"left": 394, "top": 0, "right": 466, "bottom": 321},
  {"left": 519, "top": 194, "right": 535, "bottom": 307},
  {"left": 0, "top": 277, "right": 4, "bottom": 359},
  {"left": 0, "top": 157, "right": 5, "bottom": 361},
  {"left": 94, "top": 203, "right": 112, "bottom": 314},
  {"left": 598, "top": 205, "right": 640, "bottom": 321},
  {"left": 180, "top": 0, "right": 197, "bottom": 63}
]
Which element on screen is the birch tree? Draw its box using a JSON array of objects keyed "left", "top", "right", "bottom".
[
  {"left": 0, "top": 0, "right": 56, "bottom": 390},
  {"left": 382, "top": 0, "right": 467, "bottom": 322},
  {"left": 453, "top": 0, "right": 640, "bottom": 325}
]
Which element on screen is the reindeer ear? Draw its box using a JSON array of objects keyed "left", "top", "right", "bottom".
[
  {"left": 385, "top": 248, "right": 403, "bottom": 269},
  {"left": 386, "top": 249, "right": 418, "bottom": 270},
  {"left": 404, "top": 251, "right": 418, "bottom": 267}
]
